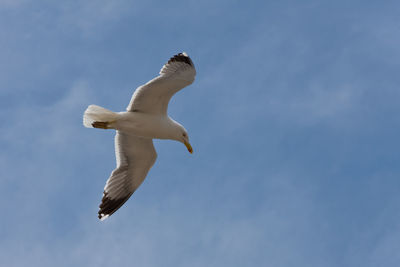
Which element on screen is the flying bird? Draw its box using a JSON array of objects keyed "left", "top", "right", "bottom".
[{"left": 83, "top": 52, "right": 196, "bottom": 220}]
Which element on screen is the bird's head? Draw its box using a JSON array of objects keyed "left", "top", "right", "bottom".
[
  {"left": 181, "top": 129, "right": 193, "bottom": 154},
  {"left": 173, "top": 123, "right": 192, "bottom": 154},
  {"left": 170, "top": 120, "right": 193, "bottom": 154}
]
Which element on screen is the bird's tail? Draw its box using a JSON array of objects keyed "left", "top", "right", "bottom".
[{"left": 83, "top": 105, "right": 119, "bottom": 128}]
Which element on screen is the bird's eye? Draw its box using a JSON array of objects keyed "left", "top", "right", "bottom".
[{"left": 183, "top": 133, "right": 187, "bottom": 137}]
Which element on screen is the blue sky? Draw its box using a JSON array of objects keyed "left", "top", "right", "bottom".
[{"left": 1, "top": 0, "right": 400, "bottom": 266}]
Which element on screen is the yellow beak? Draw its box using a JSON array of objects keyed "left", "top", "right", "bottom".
[{"left": 184, "top": 141, "right": 193, "bottom": 154}]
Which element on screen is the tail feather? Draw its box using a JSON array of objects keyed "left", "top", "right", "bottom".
[{"left": 83, "top": 105, "right": 118, "bottom": 128}]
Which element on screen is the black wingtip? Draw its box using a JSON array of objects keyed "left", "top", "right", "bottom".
[
  {"left": 98, "top": 191, "right": 133, "bottom": 220},
  {"left": 167, "top": 52, "right": 194, "bottom": 67}
]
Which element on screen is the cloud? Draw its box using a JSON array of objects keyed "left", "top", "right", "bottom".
[
  {"left": 0, "top": 168, "right": 330, "bottom": 267},
  {"left": 368, "top": 226, "right": 400, "bottom": 267},
  {"left": 0, "top": 80, "right": 97, "bottom": 247},
  {"left": 191, "top": 23, "right": 363, "bottom": 139},
  {"left": 1, "top": 2, "right": 400, "bottom": 267},
  {"left": 0, "top": 75, "right": 331, "bottom": 266},
  {"left": 57, "top": 0, "right": 137, "bottom": 36},
  {"left": 0, "top": 0, "right": 30, "bottom": 9},
  {"left": 1, "top": 80, "right": 93, "bottom": 149}
]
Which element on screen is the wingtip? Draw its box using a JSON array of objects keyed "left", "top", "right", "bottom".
[
  {"left": 160, "top": 52, "right": 195, "bottom": 76},
  {"left": 99, "top": 213, "right": 109, "bottom": 221},
  {"left": 168, "top": 52, "right": 194, "bottom": 67},
  {"left": 98, "top": 191, "right": 133, "bottom": 221}
]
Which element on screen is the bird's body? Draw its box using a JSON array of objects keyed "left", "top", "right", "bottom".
[
  {"left": 83, "top": 52, "right": 196, "bottom": 220},
  {"left": 114, "top": 112, "right": 183, "bottom": 140}
]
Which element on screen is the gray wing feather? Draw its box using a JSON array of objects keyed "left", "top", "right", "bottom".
[
  {"left": 98, "top": 131, "right": 157, "bottom": 220},
  {"left": 127, "top": 53, "right": 196, "bottom": 114}
]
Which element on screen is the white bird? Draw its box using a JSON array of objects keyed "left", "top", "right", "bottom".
[{"left": 83, "top": 52, "right": 196, "bottom": 220}]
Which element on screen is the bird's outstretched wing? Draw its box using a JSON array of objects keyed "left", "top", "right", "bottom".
[
  {"left": 98, "top": 131, "right": 157, "bottom": 220},
  {"left": 127, "top": 52, "right": 196, "bottom": 115}
]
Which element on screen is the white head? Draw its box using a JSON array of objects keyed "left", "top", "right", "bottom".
[{"left": 173, "top": 122, "right": 193, "bottom": 154}]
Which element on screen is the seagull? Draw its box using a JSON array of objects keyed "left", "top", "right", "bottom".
[{"left": 83, "top": 52, "right": 196, "bottom": 220}]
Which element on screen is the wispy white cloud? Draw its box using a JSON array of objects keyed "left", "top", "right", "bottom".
[
  {"left": 0, "top": 168, "right": 330, "bottom": 267},
  {"left": 368, "top": 226, "right": 400, "bottom": 267},
  {"left": 0, "top": 80, "right": 96, "bottom": 243},
  {"left": 0, "top": 75, "right": 329, "bottom": 267},
  {"left": 193, "top": 23, "right": 363, "bottom": 139},
  {"left": 1, "top": 1, "right": 400, "bottom": 267},
  {"left": 1, "top": 80, "right": 93, "bottom": 149},
  {"left": 0, "top": 0, "right": 30, "bottom": 9},
  {"left": 57, "top": 0, "right": 137, "bottom": 36}
]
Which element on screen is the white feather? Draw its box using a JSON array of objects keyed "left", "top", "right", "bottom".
[
  {"left": 127, "top": 53, "right": 196, "bottom": 114},
  {"left": 83, "top": 105, "right": 119, "bottom": 128},
  {"left": 84, "top": 52, "right": 196, "bottom": 220}
]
